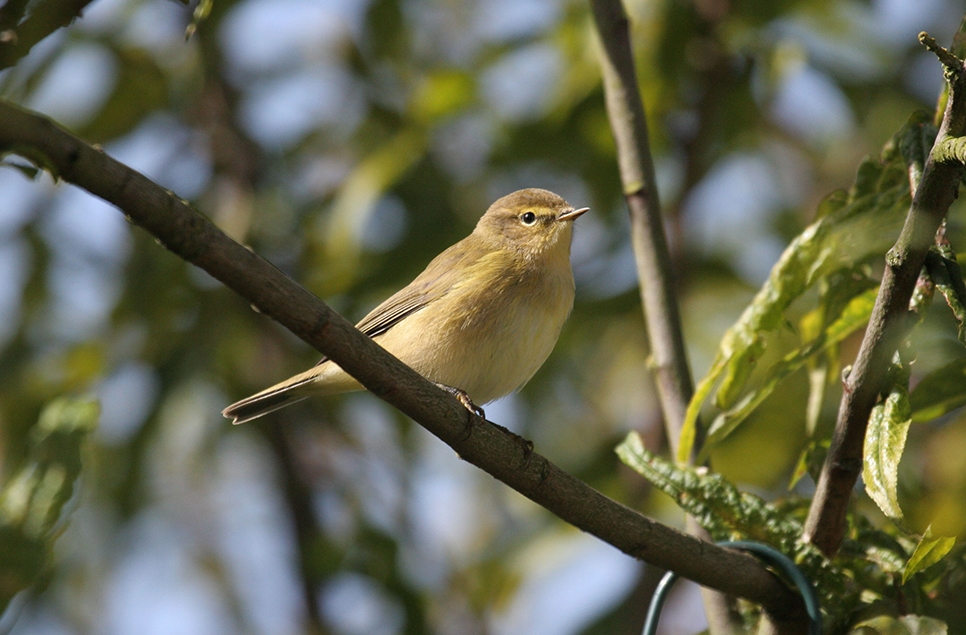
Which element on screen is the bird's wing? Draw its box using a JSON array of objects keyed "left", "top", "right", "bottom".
[{"left": 315, "top": 237, "right": 486, "bottom": 366}]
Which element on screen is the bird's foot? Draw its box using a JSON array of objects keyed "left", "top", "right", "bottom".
[
  {"left": 435, "top": 383, "right": 532, "bottom": 466},
  {"left": 436, "top": 383, "right": 485, "bottom": 418}
]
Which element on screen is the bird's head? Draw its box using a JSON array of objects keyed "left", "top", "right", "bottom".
[{"left": 474, "top": 188, "right": 589, "bottom": 260}]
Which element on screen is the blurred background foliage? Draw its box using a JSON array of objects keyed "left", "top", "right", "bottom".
[{"left": 1, "top": 0, "right": 966, "bottom": 633}]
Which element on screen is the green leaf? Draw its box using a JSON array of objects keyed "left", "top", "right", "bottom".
[
  {"left": 79, "top": 47, "right": 169, "bottom": 143},
  {"left": 898, "top": 110, "right": 936, "bottom": 192},
  {"left": 311, "top": 128, "right": 427, "bottom": 294},
  {"left": 410, "top": 70, "right": 476, "bottom": 122},
  {"left": 618, "top": 432, "right": 851, "bottom": 615},
  {"left": 185, "top": 0, "right": 214, "bottom": 39},
  {"left": 924, "top": 248, "right": 966, "bottom": 346},
  {"left": 700, "top": 288, "right": 878, "bottom": 458},
  {"left": 0, "top": 397, "right": 98, "bottom": 613},
  {"left": 788, "top": 439, "right": 829, "bottom": 490},
  {"left": 902, "top": 526, "right": 956, "bottom": 584},
  {"left": 862, "top": 366, "right": 912, "bottom": 523},
  {"left": 620, "top": 432, "right": 803, "bottom": 546},
  {"left": 679, "top": 116, "right": 930, "bottom": 460},
  {"left": 908, "top": 357, "right": 966, "bottom": 422},
  {"left": 851, "top": 615, "right": 948, "bottom": 635}
]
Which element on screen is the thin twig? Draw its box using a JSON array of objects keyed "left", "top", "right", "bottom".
[
  {"left": 803, "top": 32, "right": 966, "bottom": 557},
  {"left": 0, "top": 98, "right": 808, "bottom": 627}
]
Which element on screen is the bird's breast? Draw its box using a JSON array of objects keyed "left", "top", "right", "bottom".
[{"left": 375, "top": 253, "right": 575, "bottom": 404}]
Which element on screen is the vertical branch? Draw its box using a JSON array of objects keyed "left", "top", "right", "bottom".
[
  {"left": 803, "top": 33, "right": 966, "bottom": 556},
  {"left": 588, "top": 2, "right": 752, "bottom": 633},
  {"left": 588, "top": 0, "right": 694, "bottom": 456}
]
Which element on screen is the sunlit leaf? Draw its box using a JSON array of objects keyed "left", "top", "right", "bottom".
[
  {"left": 908, "top": 358, "right": 966, "bottom": 422},
  {"left": 700, "top": 288, "right": 878, "bottom": 458},
  {"left": 851, "top": 615, "right": 948, "bottom": 635},
  {"left": 679, "top": 116, "right": 931, "bottom": 461},
  {"left": 185, "top": 0, "right": 214, "bottom": 39},
  {"left": 862, "top": 364, "right": 912, "bottom": 523},
  {"left": 902, "top": 526, "right": 956, "bottom": 584},
  {"left": 312, "top": 129, "right": 427, "bottom": 294}
]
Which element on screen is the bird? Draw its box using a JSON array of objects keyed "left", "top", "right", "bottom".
[{"left": 223, "top": 188, "right": 588, "bottom": 424}]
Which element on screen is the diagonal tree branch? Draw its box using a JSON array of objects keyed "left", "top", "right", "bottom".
[
  {"left": 0, "top": 0, "right": 96, "bottom": 70},
  {"left": 0, "top": 97, "right": 808, "bottom": 629},
  {"left": 803, "top": 32, "right": 966, "bottom": 557}
]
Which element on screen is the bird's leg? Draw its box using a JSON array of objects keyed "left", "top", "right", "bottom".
[
  {"left": 436, "top": 383, "right": 485, "bottom": 419},
  {"left": 435, "top": 383, "right": 533, "bottom": 466}
]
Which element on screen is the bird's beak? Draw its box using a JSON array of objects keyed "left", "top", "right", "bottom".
[{"left": 559, "top": 206, "right": 590, "bottom": 221}]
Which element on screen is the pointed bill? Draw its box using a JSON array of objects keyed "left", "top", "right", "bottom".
[{"left": 559, "top": 206, "right": 590, "bottom": 221}]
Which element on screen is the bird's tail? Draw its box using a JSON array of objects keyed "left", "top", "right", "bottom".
[
  {"left": 222, "top": 379, "right": 313, "bottom": 425},
  {"left": 223, "top": 362, "right": 362, "bottom": 424}
]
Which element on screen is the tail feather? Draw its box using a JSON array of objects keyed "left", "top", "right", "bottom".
[
  {"left": 223, "top": 361, "right": 364, "bottom": 424},
  {"left": 223, "top": 377, "right": 315, "bottom": 425}
]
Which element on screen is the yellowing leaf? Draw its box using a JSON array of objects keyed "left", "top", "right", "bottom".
[{"left": 862, "top": 380, "right": 911, "bottom": 522}]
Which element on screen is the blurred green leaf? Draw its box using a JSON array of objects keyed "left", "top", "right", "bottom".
[
  {"left": 862, "top": 361, "right": 911, "bottom": 523},
  {"left": 0, "top": 396, "right": 98, "bottom": 613},
  {"left": 680, "top": 115, "right": 934, "bottom": 462},
  {"left": 410, "top": 70, "right": 476, "bottom": 122},
  {"left": 79, "top": 47, "right": 168, "bottom": 143},
  {"left": 311, "top": 128, "right": 427, "bottom": 294},
  {"left": 902, "top": 526, "right": 956, "bottom": 584},
  {"left": 185, "top": 0, "right": 214, "bottom": 39},
  {"left": 908, "top": 358, "right": 966, "bottom": 423},
  {"left": 788, "top": 438, "right": 829, "bottom": 490}
]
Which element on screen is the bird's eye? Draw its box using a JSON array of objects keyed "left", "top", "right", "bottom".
[{"left": 521, "top": 211, "right": 537, "bottom": 225}]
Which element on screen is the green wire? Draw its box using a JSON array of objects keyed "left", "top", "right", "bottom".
[{"left": 641, "top": 540, "right": 822, "bottom": 635}]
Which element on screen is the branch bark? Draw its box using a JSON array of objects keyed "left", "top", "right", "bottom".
[
  {"left": 589, "top": 2, "right": 747, "bottom": 633},
  {"left": 0, "top": 0, "right": 96, "bottom": 70},
  {"left": 0, "top": 98, "right": 807, "bottom": 628},
  {"left": 589, "top": 0, "right": 695, "bottom": 452},
  {"left": 803, "top": 32, "right": 966, "bottom": 556}
]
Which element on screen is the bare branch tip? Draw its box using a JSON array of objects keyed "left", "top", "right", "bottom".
[{"left": 919, "top": 31, "right": 963, "bottom": 73}]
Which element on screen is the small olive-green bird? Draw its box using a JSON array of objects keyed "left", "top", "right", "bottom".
[{"left": 223, "top": 188, "right": 588, "bottom": 424}]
